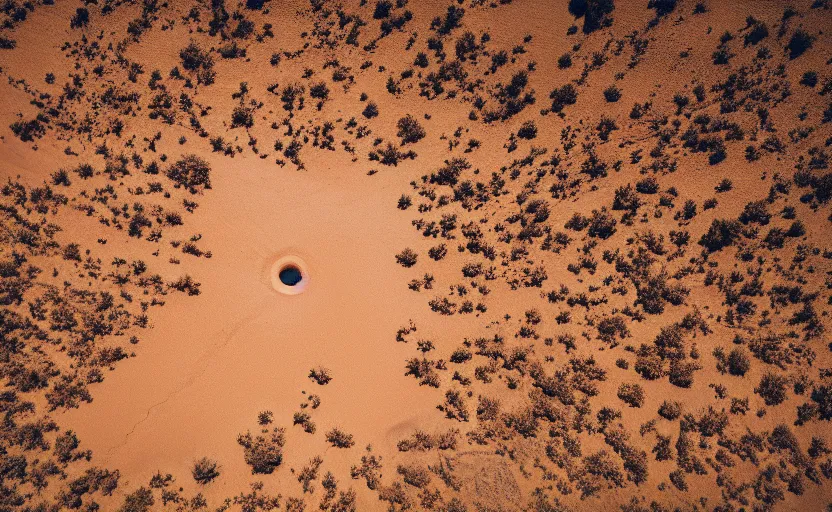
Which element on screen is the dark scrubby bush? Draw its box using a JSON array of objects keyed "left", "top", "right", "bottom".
[
  {"left": 811, "top": 385, "right": 832, "bottom": 421},
  {"left": 727, "top": 347, "right": 750, "bottom": 376},
  {"left": 800, "top": 71, "right": 818, "bottom": 87},
  {"left": 237, "top": 427, "right": 286, "bottom": 474},
  {"left": 431, "top": 158, "right": 470, "bottom": 186},
  {"left": 587, "top": 208, "right": 617, "bottom": 239},
  {"left": 550, "top": 84, "right": 578, "bottom": 112},
  {"left": 786, "top": 29, "right": 814, "bottom": 59},
  {"left": 756, "top": 372, "right": 788, "bottom": 406},
  {"left": 309, "top": 367, "right": 332, "bottom": 385},
  {"left": 119, "top": 487, "right": 154, "bottom": 512},
  {"left": 180, "top": 42, "right": 213, "bottom": 72},
  {"left": 231, "top": 106, "right": 253, "bottom": 128},
  {"left": 10, "top": 118, "right": 46, "bottom": 142},
  {"left": 70, "top": 7, "right": 89, "bottom": 28},
  {"left": 612, "top": 184, "right": 640, "bottom": 211},
  {"left": 603, "top": 85, "right": 621, "bottom": 102},
  {"left": 739, "top": 200, "right": 770, "bottom": 225},
  {"left": 647, "top": 0, "right": 676, "bottom": 17},
  {"left": 635, "top": 177, "right": 659, "bottom": 194},
  {"left": 617, "top": 383, "right": 645, "bottom": 408},
  {"left": 396, "top": 115, "right": 425, "bottom": 144},
  {"left": 192, "top": 457, "right": 220, "bottom": 484},
  {"left": 373, "top": 0, "right": 392, "bottom": 19},
  {"left": 668, "top": 360, "right": 699, "bottom": 388},
  {"left": 597, "top": 316, "right": 630, "bottom": 345},
  {"left": 635, "top": 346, "right": 664, "bottom": 380},
  {"left": 428, "top": 244, "right": 447, "bottom": 261},
  {"left": 517, "top": 121, "right": 537, "bottom": 140},
  {"left": 326, "top": 428, "right": 355, "bottom": 448},
  {"left": 596, "top": 116, "right": 618, "bottom": 141},
  {"left": 166, "top": 155, "right": 211, "bottom": 193},
  {"left": 309, "top": 82, "right": 329, "bottom": 100},
  {"left": 395, "top": 248, "right": 418, "bottom": 267},
  {"left": 699, "top": 219, "right": 742, "bottom": 252},
  {"left": 362, "top": 101, "right": 379, "bottom": 118},
  {"left": 582, "top": 0, "right": 615, "bottom": 33},
  {"left": 658, "top": 400, "right": 681, "bottom": 420}
]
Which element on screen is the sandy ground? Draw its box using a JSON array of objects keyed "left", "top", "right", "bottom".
[{"left": 2, "top": 0, "right": 832, "bottom": 510}]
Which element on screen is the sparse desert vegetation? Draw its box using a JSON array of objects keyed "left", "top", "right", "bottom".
[{"left": 0, "top": 0, "right": 831, "bottom": 511}]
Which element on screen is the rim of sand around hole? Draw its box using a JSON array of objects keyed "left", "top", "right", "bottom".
[{"left": 271, "top": 255, "right": 310, "bottom": 295}]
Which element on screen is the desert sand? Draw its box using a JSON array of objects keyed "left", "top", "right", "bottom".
[{"left": 1, "top": 0, "right": 832, "bottom": 510}]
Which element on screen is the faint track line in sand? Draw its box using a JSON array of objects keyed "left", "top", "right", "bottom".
[{"left": 105, "top": 303, "right": 270, "bottom": 458}]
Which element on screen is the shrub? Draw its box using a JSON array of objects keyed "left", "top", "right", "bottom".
[
  {"left": 414, "top": 52, "right": 428, "bottom": 67},
  {"left": 727, "top": 347, "right": 750, "bottom": 376},
  {"left": 309, "top": 367, "right": 332, "bottom": 385},
  {"left": 455, "top": 31, "right": 477, "bottom": 60},
  {"left": 550, "top": 84, "right": 578, "bottom": 112},
  {"left": 309, "top": 82, "right": 330, "bottom": 100},
  {"left": 668, "top": 360, "right": 698, "bottom": 388},
  {"left": 192, "top": 457, "right": 220, "bottom": 484},
  {"left": 653, "top": 435, "right": 672, "bottom": 461},
  {"left": 597, "top": 316, "right": 630, "bottom": 345},
  {"left": 179, "top": 42, "right": 213, "bottom": 72},
  {"left": 647, "top": 0, "right": 676, "bottom": 17},
  {"left": 744, "top": 20, "right": 768, "bottom": 46},
  {"left": 396, "top": 115, "right": 426, "bottom": 144},
  {"left": 582, "top": 0, "right": 615, "bottom": 33},
  {"left": 231, "top": 106, "right": 253, "bottom": 128},
  {"left": 441, "top": 389, "right": 469, "bottom": 421},
  {"left": 635, "top": 347, "right": 665, "bottom": 380},
  {"left": 612, "top": 184, "right": 640, "bottom": 211},
  {"left": 756, "top": 372, "right": 788, "bottom": 406},
  {"left": 811, "top": 385, "right": 832, "bottom": 420},
  {"left": 565, "top": 213, "right": 589, "bottom": 231},
  {"left": 431, "top": 158, "right": 470, "bottom": 186},
  {"left": 166, "top": 155, "right": 211, "bottom": 193},
  {"left": 699, "top": 219, "right": 742, "bottom": 252},
  {"left": 800, "top": 71, "right": 818, "bottom": 88},
  {"left": 374, "top": 0, "right": 392, "bottom": 19},
  {"left": 697, "top": 406, "right": 729, "bottom": 436},
  {"left": 603, "top": 85, "right": 621, "bottom": 102},
  {"left": 786, "top": 220, "right": 806, "bottom": 237},
  {"left": 715, "top": 178, "right": 733, "bottom": 192},
  {"left": 764, "top": 228, "right": 786, "bottom": 249},
  {"left": 587, "top": 208, "right": 617, "bottom": 239},
  {"left": 617, "top": 383, "right": 645, "bottom": 408},
  {"left": 786, "top": 29, "right": 814, "bottom": 59},
  {"left": 596, "top": 116, "right": 618, "bottom": 141},
  {"left": 395, "top": 248, "right": 418, "bottom": 267},
  {"left": 118, "top": 487, "right": 154, "bottom": 512},
  {"left": 70, "top": 7, "right": 89, "bottom": 28},
  {"left": 293, "top": 411, "right": 316, "bottom": 433},
  {"left": 739, "top": 200, "right": 770, "bottom": 225},
  {"left": 669, "top": 470, "right": 687, "bottom": 491},
  {"left": 397, "top": 194, "right": 412, "bottom": 210},
  {"left": 325, "top": 428, "right": 355, "bottom": 448},
  {"left": 10, "top": 118, "right": 45, "bottom": 142},
  {"left": 362, "top": 101, "right": 379, "bottom": 118},
  {"left": 428, "top": 244, "right": 447, "bottom": 260},
  {"left": 397, "top": 464, "right": 431, "bottom": 488},
  {"left": 517, "top": 121, "right": 537, "bottom": 140},
  {"left": 635, "top": 177, "right": 659, "bottom": 194},
  {"left": 237, "top": 427, "right": 286, "bottom": 474}
]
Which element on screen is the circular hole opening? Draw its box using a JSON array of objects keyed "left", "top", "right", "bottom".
[
  {"left": 270, "top": 255, "right": 309, "bottom": 295},
  {"left": 278, "top": 265, "right": 303, "bottom": 286}
]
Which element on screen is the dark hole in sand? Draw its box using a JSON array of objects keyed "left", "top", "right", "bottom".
[{"left": 278, "top": 265, "right": 303, "bottom": 286}]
